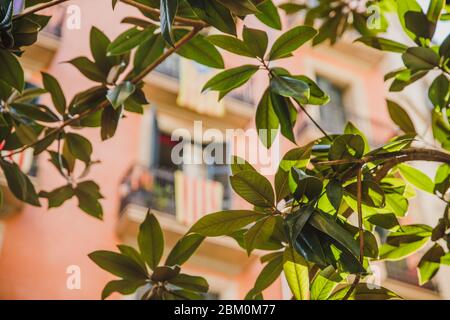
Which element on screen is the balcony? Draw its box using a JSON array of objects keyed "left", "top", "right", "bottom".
[
  {"left": 17, "top": 1, "right": 65, "bottom": 70},
  {"left": 153, "top": 56, "right": 256, "bottom": 106},
  {"left": 117, "top": 165, "right": 261, "bottom": 275}
]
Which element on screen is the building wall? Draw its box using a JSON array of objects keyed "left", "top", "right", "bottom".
[{"left": 0, "top": 0, "right": 447, "bottom": 299}]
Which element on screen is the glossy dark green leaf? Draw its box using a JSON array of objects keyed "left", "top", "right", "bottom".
[
  {"left": 428, "top": 74, "right": 450, "bottom": 110},
  {"left": 418, "top": 243, "right": 444, "bottom": 285},
  {"left": 189, "top": 210, "right": 265, "bottom": 237},
  {"left": 253, "top": 252, "right": 283, "bottom": 293},
  {"left": 151, "top": 265, "right": 180, "bottom": 282},
  {"left": 387, "top": 100, "right": 416, "bottom": 134},
  {"left": 207, "top": 34, "right": 254, "bottom": 57},
  {"left": 106, "top": 81, "right": 135, "bottom": 109},
  {"left": 160, "top": 0, "right": 178, "bottom": 46},
  {"left": 89, "top": 250, "right": 149, "bottom": 280},
  {"left": 283, "top": 245, "right": 309, "bottom": 300},
  {"left": 310, "top": 266, "right": 343, "bottom": 300},
  {"left": 74, "top": 180, "right": 103, "bottom": 219},
  {"left": 65, "top": 133, "right": 92, "bottom": 164},
  {"left": 270, "top": 75, "right": 310, "bottom": 104},
  {"left": 0, "top": 50, "right": 24, "bottom": 91},
  {"left": 326, "top": 180, "right": 343, "bottom": 211},
  {"left": 165, "top": 233, "right": 204, "bottom": 266},
  {"left": 256, "top": 88, "right": 279, "bottom": 148},
  {"left": 244, "top": 215, "right": 277, "bottom": 255},
  {"left": 42, "top": 72, "right": 66, "bottom": 115},
  {"left": 402, "top": 47, "right": 440, "bottom": 72},
  {"left": 202, "top": 64, "right": 258, "bottom": 97},
  {"left": 268, "top": 26, "right": 317, "bottom": 60},
  {"left": 270, "top": 92, "right": 297, "bottom": 143},
  {"left": 108, "top": 27, "right": 155, "bottom": 55},
  {"left": 230, "top": 170, "right": 275, "bottom": 208},
  {"left": 230, "top": 155, "right": 256, "bottom": 175},
  {"left": 169, "top": 273, "right": 209, "bottom": 292},
  {"left": 216, "top": 0, "right": 258, "bottom": 15},
  {"left": 174, "top": 29, "right": 224, "bottom": 69},
  {"left": 138, "top": 212, "right": 164, "bottom": 270},
  {"left": 355, "top": 36, "right": 408, "bottom": 53},
  {"left": 39, "top": 184, "right": 74, "bottom": 208},
  {"left": 101, "top": 279, "right": 147, "bottom": 300},
  {"left": 329, "top": 283, "right": 401, "bottom": 300},
  {"left": 0, "top": 158, "right": 40, "bottom": 206},
  {"left": 255, "top": 0, "right": 282, "bottom": 30},
  {"left": 67, "top": 57, "right": 106, "bottom": 83}
]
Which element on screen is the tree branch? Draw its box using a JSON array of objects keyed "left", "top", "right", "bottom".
[
  {"left": 292, "top": 99, "right": 331, "bottom": 141},
  {"left": 342, "top": 166, "right": 364, "bottom": 300},
  {"left": 7, "top": 26, "right": 203, "bottom": 157},
  {"left": 13, "top": 0, "right": 70, "bottom": 21}
]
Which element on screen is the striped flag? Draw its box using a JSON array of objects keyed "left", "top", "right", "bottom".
[{"left": 174, "top": 170, "right": 224, "bottom": 226}]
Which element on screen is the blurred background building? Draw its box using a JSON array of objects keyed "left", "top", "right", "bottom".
[{"left": 0, "top": 0, "right": 448, "bottom": 299}]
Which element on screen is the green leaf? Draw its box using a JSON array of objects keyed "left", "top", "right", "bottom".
[
  {"left": 309, "top": 211, "right": 360, "bottom": 258},
  {"left": 160, "top": 0, "right": 178, "bottom": 46},
  {"left": 253, "top": 252, "right": 283, "bottom": 293},
  {"left": 169, "top": 273, "right": 209, "bottom": 292},
  {"left": 0, "top": 50, "right": 24, "bottom": 91},
  {"left": 138, "top": 212, "right": 164, "bottom": 270},
  {"left": 151, "top": 265, "right": 180, "bottom": 282},
  {"left": 402, "top": 47, "right": 440, "bottom": 72},
  {"left": 106, "top": 81, "right": 135, "bottom": 109},
  {"left": 230, "top": 155, "right": 256, "bottom": 175},
  {"left": 268, "top": 26, "right": 317, "bottom": 60},
  {"left": 207, "top": 34, "right": 254, "bottom": 57},
  {"left": 107, "top": 27, "right": 155, "bottom": 55},
  {"left": 165, "top": 233, "right": 204, "bottom": 266},
  {"left": 189, "top": 210, "right": 265, "bottom": 237},
  {"left": 0, "top": 159, "right": 40, "bottom": 206},
  {"left": 355, "top": 36, "right": 408, "bottom": 53},
  {"left": 230, "top": 170, "right": 275, "bottom": 208},
  {"left": 39, "top": 184, "right": 74, "bottom": 208},
  {"left": 434, "top": 163, "right": 450, "bottom": 196},
  {"left": 429, "top": 74, "right": 450, "bottom": 110},
  {"left": 439, "top": 33, "right": 450, "bottom": 60},
  {"left": 386, "top": 100, "right": 416, "bottom": 134},
  {"left": 367, "top": 213, "right": 400, "bottom": 230},
  {"left": 256, "top": 88, "right": 279, "bottom": 148},
  {"left": 344, "top": 122, "right": 370, "bottom": 154},
  {"left": 117, "top": 244, "right": 147, "bottom": 272},
  {"left": 174, "top": 29, "right": 224, "bottom": 69},
  {"left": 283, "top": 245, "right": 309, "bottom": 300},
  {"left": 134, "top": 33, "right": 165, "bottom": 72},
  {"left": 244, "top": 216, "right": 277, "bottom": 255},
  {"left": 291, "top": 168, "right": 323, "bottom": 201},
  {"left": 216, "top": 0, "right": 258, "bottom": 15},
  {"left": 187, "top": 0, "right": 236, "bottom": 35},
  {"left": 326, "top": 180, "right": 343, "bottom": 211},
  {"left": 101, "top": 105, "right": 122, "bottom": 140},
  {"left": 74, "top": 181, "right": 103, "bottom": 219},
  {"left": 90, "top": 26, "right": 120, "bottom": 74},
  {"left": 255, "top": 0, "right": 282, "bottom": 30},
  {"left": 42, "top": 72, "right": 66, "bottom": 115},
  {"left": 398, "top": 163, "right": 434, "bottom": 193},
  {"left": 397, "top": 0, "right": 426, "bottom": 41},
  {"left": 270, "top": 92, "right": 297, "bottom": 143},
  {"left": 426, "top": 0, "right": 445, "bottom": 23},
  {"left": 88, "top": 250, "right": 149, "bottom": 280},
  {"left": 65, "top": 133, "right": 92, "bottom": 164},
  {"left": 380, "top": 225, "right": 432, "bottom": 261},
  {"left": 275, "top": 144, "right": 312, "bottom": 202},
  {"left": 270, "top": 75, "right": 310, "bottom": 103},
  {"left": 310, "top": 266, "right": 343, "bottom": 300},
  {"left": 418, "top": 243, "right": 444, "bottom": 285},
  {"left": 101, "top": 279, "right": 147, "bottom": 300},
  {"left": 202, "top": 65, "right": 259, "bottom": 98},
  {"left": 329, "top": 283, "right": 401, "bottom": 300},
  {"left": 243, "top": 26, "right": 268, "bottom": 59},
  {"left": 67, "top": 57, "right": 106, "bottom": 82}
]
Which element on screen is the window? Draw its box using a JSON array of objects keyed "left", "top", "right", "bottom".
[{"left": 317, "top": 76, "right": 347, "bottom": 134}]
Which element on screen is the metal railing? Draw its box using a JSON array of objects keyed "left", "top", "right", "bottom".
[{"left": 119, "top": 166, "right": 176, "bottom": 216}]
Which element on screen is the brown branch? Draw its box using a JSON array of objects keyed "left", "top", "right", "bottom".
[
  {"left": 342, "top": 166, "right": 364, "bottom": 300},
  {"left": 313, "top": 148, "right": 450, "bottom": 167},
  {"left": 119, "top": 0, "right": 208, "bottom": 27},
  {"left": 292, "top": 99, "right": 331, "bottom": 141},
  {"left": 7, "top": 26, "right": 203, "bottom": 157},
  {"left": 12, "top": 0, "right": 70, "bottom": 21}
]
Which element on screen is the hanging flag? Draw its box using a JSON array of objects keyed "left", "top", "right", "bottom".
[
  {"left": 177, "top": 59, "right": 225, "bottom": 117},
  {"left": 174, "top": 170, "right": 223, "bottom": 226}
]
